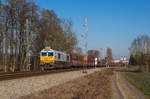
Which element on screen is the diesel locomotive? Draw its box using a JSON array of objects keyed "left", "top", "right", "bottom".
[{"left": 40, "top": 47, "right": 95, "bottom": 69}]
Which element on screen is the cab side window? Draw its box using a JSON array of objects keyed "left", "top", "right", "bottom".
[
  {"left": 58, "top": 53, "right": 61, "bottom": 59},
  {"left": 67, "top": 55, "right": 70, "bottom": 61}
]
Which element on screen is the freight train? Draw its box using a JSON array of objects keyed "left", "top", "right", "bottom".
[
  {"left": 40, "top": 47, "right": 128, "bottom": 70},
  {"left": 40, "top": 47, "right": 95, "bottom": 69}
]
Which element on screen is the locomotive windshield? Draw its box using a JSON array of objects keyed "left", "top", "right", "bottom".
[
  {"left": 48, "top": 52, "right": 54, "bottom": 57},
  {"left": 42, "top": 52, "right": 47, "bottom": 56}
]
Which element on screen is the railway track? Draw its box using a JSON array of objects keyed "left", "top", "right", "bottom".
[{"left": 0, "top": 68, "right": 84, "bottom": 81}]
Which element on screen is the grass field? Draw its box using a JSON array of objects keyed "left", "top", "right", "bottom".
[{"left": 124, "top": 72, "right": 150, "bottom": 98}]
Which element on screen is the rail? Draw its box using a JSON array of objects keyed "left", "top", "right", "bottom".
[{"left": 0, "top": 68, "right": 84, "bottom": 81}]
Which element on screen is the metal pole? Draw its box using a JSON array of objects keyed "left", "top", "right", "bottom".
[
  {"left": 84, "top": 18, "right": 88, "bottom": 72},
  {"left": 84, "top": 18, "right": 88, "bottom": 57}
]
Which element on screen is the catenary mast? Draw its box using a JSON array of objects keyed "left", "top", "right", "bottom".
[{"left": 83, "top": 18, "right": 88, "bottom": 65}]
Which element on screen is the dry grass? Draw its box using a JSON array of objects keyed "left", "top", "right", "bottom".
[
  {"left": 116, "top": 66, "right": 142, "bottom": 72},
  {"left": 19, "top": 69, "right": 114, "bottom": 99}
]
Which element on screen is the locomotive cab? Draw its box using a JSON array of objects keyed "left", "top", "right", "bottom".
[{"left": 40, "top": 48, "right": 55, "bottom": 66}]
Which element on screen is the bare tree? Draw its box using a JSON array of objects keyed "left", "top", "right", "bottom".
[
  {"left": 106, "top": 48, "right": 112, "bottom": 64},
  {"left": 0, "top": 0, "right": 78, "bottom": 72},
  {"left": 61, "top": 19, "right": 77, "bottom": 51},
  {"left": 74, "top": 47, "right": 83, "bottom": 55},
  {"left": 129, "top": 34, "right": 150, "bottom": 72},
  {"left": 88, "top": 50, "right": 100, "bottom": 59}
]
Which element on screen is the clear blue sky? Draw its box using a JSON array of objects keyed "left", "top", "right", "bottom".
[{"left": 35, "top": 0, "right": 150, "bottom": 59}]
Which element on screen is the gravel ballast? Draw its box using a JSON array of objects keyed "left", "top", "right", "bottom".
[{"left": 0, "top": 68, "right": 102, "bottom": 99}]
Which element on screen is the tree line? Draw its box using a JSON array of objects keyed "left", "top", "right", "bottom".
[
  {"left": 0, "top": 0, "right": 78, "bottom": 72},
  {"left": 129, "top": 34, "right": 150, "bottom": 72}
]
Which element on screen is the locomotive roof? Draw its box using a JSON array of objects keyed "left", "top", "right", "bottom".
[
  {"left": 41, "top": 47, "right": 54, "bottom": 52},
  {"left": 41, "top": 47, "right": 68, "bottom": 55}
]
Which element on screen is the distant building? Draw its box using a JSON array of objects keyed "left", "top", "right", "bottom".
[
  {"left": 112, "top": 59, "right": 120, "bottom": 63},
  {"left": 120, "top": 56, "right": 129, "bottom": 65},
  {"left": 112, "top": 56, "right": 129, "bottom": 66}
]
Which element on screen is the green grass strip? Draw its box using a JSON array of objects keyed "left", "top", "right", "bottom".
[{"left": 124, "top": 72, "right": 150, "bottom": 98}]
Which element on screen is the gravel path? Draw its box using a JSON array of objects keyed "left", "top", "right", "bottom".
[
  {"left": 113, "top": 72, "right": 145, "bottom": 99},
  {"left": 112, "top": 72, "right": 124, "bottom": 99},
  {"left": 0, "top": 68, "right": 102, "bottom": 99}
]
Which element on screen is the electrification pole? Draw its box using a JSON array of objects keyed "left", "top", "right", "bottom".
[
  {"left": 84, "top": 18, "right": 88, "bottom": 57},
  {"left": 83, "top": 18, "right": 88, "bottom": 72}
]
